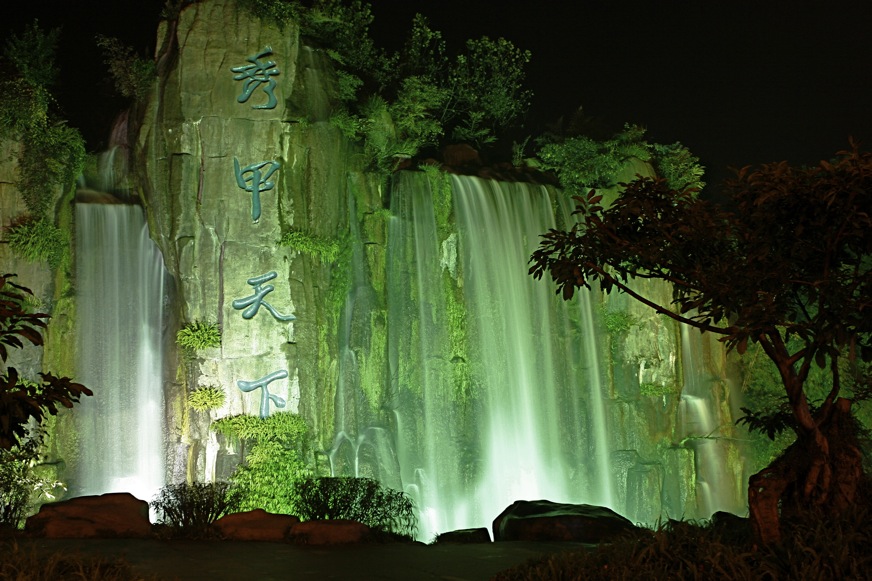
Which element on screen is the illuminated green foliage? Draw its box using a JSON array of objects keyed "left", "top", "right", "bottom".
[
  {"left": 187, "top": 386, "right": 225, "bottom": 412},
  {"left": 601, "top": 307, "right": 639, "bottom": 336},
  {"left": 4, "top": 215, "right": 67, "bottom": 269},
  {"left": 212, "top": 412, "right": 314, "bottom": 515},
  {"left": 175, "top": 321, "right": 221, "bottom": 351},
  {"left": 279, "top": 229, "right": 341, "bottom": 264},
  {"left": 292, "top": 476, "right": 417, "bottom": 538},
  {"left": 151, "top": 481, "right": 239, "bottom": 537},
  {"left": 537, "top": 124, "right": 704, "bottom": 194},
  {"left": 0, "top": 430, "right": 63, "bottom": 528}
]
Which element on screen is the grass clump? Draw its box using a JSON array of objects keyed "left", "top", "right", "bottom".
[
  {"left": 493, "top": 507, "right": 872, "bottom": 581},
  {"left": 176, "top": 321, "right": 221, "bottom": 351},
  {"left": 279, "top": 230, "right": 341, "bottom": 264},
  {"left": 151, "top": 481, "right": 239, "bottom": 538},
  {"left": 0, "top": 541, "right": 154, "bottom": 580},
  {"left": 187, "top": 385, "right": 225, "bottom": 412},
  {"left": 292, "top": 476, "right": 417, "bottom": 539},
  {"left": 4, "top": 215, "right": 67, "bottom": 269},
  {"left": 212, "top": 412, "right": 314, "bottom": 516}
]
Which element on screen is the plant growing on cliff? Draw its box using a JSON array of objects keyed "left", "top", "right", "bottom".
[
  {"left": 537, "top": 124, "right": 705, "bottom": 194},
  {"left": 0, "top": 21, "right": 85, "bottom": 218},
  {"left": 95, "top": 35, "right": 156, "bottom": 101},
  {"left": 176, "top": 321, "right": 221, "bottom": 351},
  {"left": 279, "top": 229, "right": 341, "bottom": 264},
  {"left": 4, "top": 215, "right": 67, "bottom": 269},
  {"left": 187, "top": 386, "right": 225, "bottom": 412},
  {"left": 529, "top": 143, "right": 872, "bottom": 544},
  {"left": 292, "top": 476, "right": 417, "bottom": 539},
  {"left": 212, "top": 412, "right": 314, "bottom": 515}
]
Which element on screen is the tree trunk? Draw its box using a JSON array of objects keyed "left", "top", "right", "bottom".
[{"left": 748, "top": 397, "right": 863, "bottom": 544}]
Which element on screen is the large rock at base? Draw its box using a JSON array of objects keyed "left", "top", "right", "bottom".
[
  {"left": 492, "top": 500, "right": 638, "bottom": 543},
  {"left": 25, "top": 493, "right": 151, "bottom": 538},
  {"left": 212, "top": 509, "right": 300, "bottom": 541},
  {"left": 435, "top": 527, "right": 492, "bottom": 544},
  {"left": 287, "top": 519, "right": 371, "bottom": 545}
]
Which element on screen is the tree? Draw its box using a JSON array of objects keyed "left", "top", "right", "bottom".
[
  {"left": 1, "top": 274, "right": 91, "bottom": 450},
  {"left": 529, "top": 142, "right": 872, "bottom": 544}
]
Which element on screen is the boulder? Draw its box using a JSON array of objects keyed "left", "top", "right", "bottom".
[
  {"left": 288, "top": 519, "right": 371, "bottom": 545},
  {"left": 435, "top": 527, "right": 492, "bottom": 544},
  {"left": 492, "top": 500, "right": 638, "bottom": 543},
  {"left": 25, "top": 493, "right": 151, "bottom": 538},
  {"left": 212, "top": 509, "right": 300, "bottom": 541}
]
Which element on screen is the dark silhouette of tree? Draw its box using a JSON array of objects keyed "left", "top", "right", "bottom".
[
  {"left": 529, "top": 142, "right": 872, "bottom": 544},
  {"left": 0, "top": 274, "right": 91, "bottom": 449}
]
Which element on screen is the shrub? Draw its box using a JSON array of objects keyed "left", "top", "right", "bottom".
[
  {"left": 0, "top": 431, "right": 64, "bottom": 528},
  {"left": 279, "top": 230, "right": 341, "bottom": 264},
  {"left": 95, "top": 35, "right": 156, "bottom": 101},
  {"left": 212, "top": 412, "right": 313, "bottom": 515},
  {"left": 176, "top": 321, "right": 221, "bottom": 351},
  {"left": 151, "top": 481, "right": 239, "bottom": 537},
  {"left": 293, "top": 476, "right": 417, "bottom": 539},
  {"left": 4, "top": 215, "right": 67, "bottom": 269},
  {"left": 187, "top": 386, "right": 225, "bottom": 412}
]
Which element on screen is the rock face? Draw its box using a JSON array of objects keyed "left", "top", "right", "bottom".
[
  {"left": 25, "top": 493, "right": 152, "bottom": 538},
  {"left": 492, "top": 500, "right": 638, "bottom": 543},
  {"left": 131, "top": 0, "right": 386, "bottom": 482},
  {"left": 212, "top": 509, "right": 300, "bottom": 541}
]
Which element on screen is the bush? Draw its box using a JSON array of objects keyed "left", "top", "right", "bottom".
[
  {"left": 95, "top": 35, "right": 156, "bottom": 100},
  {"left": 4, "top": 215, "right": 67, "bottom": 269},
  {"left": 293, "top": 476, "right": 417, "bottom": 539},
  {"left": 212, "top": 412, "right": 313, "bottom": 515},
  {"left": 176, "top": 321, "right": 221, "bottom": 351},
  {"left": 278, "top": 230, "right": 341, "bottom": 264},
  {"left": 151, "top": 481, "right": 239, "bottom": 537},
  {"left": 187, "top": 386, "right": 225, "bottom": 412},
  {"left": 0, "top": 431, "right": 63, "bottom": 528}
]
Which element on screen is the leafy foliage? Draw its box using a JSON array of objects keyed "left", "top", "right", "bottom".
[
  {"left": 212, "top": 412, "right": 313, "bottom": 515},
  {"left": 0, "top": 431, "right": 63, "bottom": 528},
  {"left": 292, "top": 476, "right": 417, "bottom": 538},
  {"left": 279, "top": 229, "right": 341, "bottom": 264},
  {"left": 187, "top": 386, "right": 225, "bottom": 412},
  {"left": 235, "top": 0, "right": 303, "bottom": 30},
  {"left": 537, "top": 124, "right": 703, "bottom": 194},
  {"left": 0, "top": 21, "right": 85, "bottom": 218},
  {"left": 151, "top": 481, "right": 239, "bottom": 537},
  {"left": 95, "top": 35, "right": 156, "bottom": 100},
  {"left": 175, "top": 321, "right": 221, "bottom": 351},
  {"left": 4, "top": 215, "right": 67, "bottom": 269},
  {"left": 3, "top": 20, "right": 60, "bottom": 88},
  {"left": 1, "top": 274, "right": 92, "bottom": 450}
]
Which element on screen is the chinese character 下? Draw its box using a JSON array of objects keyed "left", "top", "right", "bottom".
[{"left": 238, "top": 369, "right": 288, "bottom": 418}]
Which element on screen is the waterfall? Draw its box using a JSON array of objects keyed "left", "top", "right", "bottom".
[
  {"left": 74, "top": 203, "right": 167, "bottom": 503},
  {"left": 388, "top": 173, "right": 615, "bottom": 540},
  {"left": 383, "top": 172, "right": 745, "bottom": 540}
]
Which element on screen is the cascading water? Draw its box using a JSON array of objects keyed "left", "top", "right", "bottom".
[
  {"left": 74, "top": 202, "right": 167, "bottom": 503},
  {"left": 387, "top": 173, "right": 616, "bottom": 540},
  {"left": 379, "top": 171, "right": 747, "bottom": 540}
]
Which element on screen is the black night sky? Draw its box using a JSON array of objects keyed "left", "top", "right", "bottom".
[{"left": 5, "top": 1, "right": 872, "bottom": 188}]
